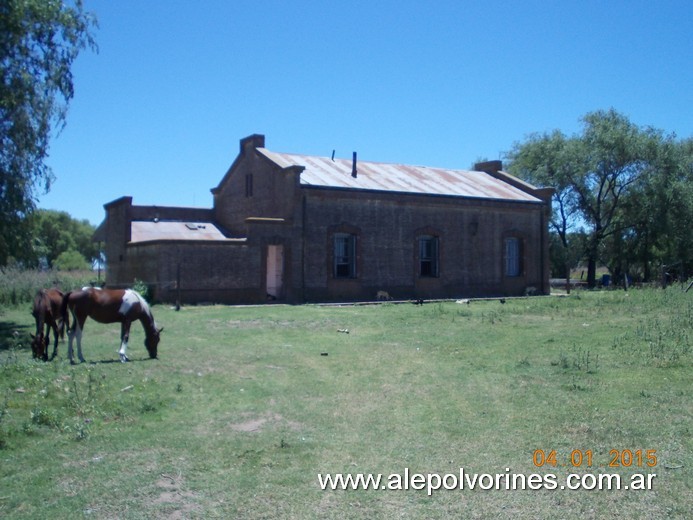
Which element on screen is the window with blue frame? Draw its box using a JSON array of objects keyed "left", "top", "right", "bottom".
[
  {"left": 419, "top": 235, "right": 439, "bottom": 277},
  {"left": 505, "top": 237, "right": 521, "bottom": 277},
  {"left": 333, "top": 233, "right": 356, "bottom": 278}
]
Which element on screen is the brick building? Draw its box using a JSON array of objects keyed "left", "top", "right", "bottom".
[{"left": 98, "top": 134, "right": 553, "bottom": 304}]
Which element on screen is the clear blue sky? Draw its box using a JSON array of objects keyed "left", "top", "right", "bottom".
[{"left": 40, "top": 0, "right": 692, "bottom": 226}]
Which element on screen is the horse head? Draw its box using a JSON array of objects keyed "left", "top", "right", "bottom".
[
  {"left": 144, "top": 326, "right": 163, "bottom": 359},
  {"left": 30, "top": 333, "right": 48, "bottom": 360}
]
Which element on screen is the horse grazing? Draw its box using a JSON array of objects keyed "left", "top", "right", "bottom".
[
  {"left": 30, "top": 288, "right": 66, "bottom": 361},
  {"left": 61, "top": 287, "right": 163, "bottom": 364}
]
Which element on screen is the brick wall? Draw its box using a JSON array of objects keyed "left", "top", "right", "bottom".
[
  {"left": 124, "top": 241, "right": 262, "bottom": 304},
  {"left": 300, "top": 188, "right": 546, "bottom": 301},
  {"left": 102, "top": 197, "right": 132, "bottom": 285},
  {"left": 212, "top": 135, "right": 302, "bottom": 235}
]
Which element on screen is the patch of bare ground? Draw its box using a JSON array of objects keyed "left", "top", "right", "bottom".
[
  {"left": 151, "top": 472, "right": 200, "bottom": 519},
  {"left": 228, "top": 412, "right": 302, "bottom": 433}
]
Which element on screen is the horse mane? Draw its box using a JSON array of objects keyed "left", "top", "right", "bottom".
[{"left": 128, "top": 290, "right": 159, "bottom": 338}]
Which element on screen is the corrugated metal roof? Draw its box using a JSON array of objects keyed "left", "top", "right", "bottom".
[
  {"left": 130, "top": 221, "right": 237, "bottom": 243},
  {"left": 257, "top": 148, "right": 541, "bottom": 203}
]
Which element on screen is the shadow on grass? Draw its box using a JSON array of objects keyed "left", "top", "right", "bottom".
[
  {"left": 84, "top": 357, "right": 158, "bottom": 365},
  {"left": 0, "top": 319, "right": 32, "bottom": 352}
]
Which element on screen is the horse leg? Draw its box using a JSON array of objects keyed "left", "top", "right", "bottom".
[
  {"left": 67, "top": 315, "right": 86, "bottom": 364},
  {"left": 67, "top": 322, "right": 76, "bottom": 364},
  {"left": 49, "top": 322, "right": 60, "bottom": 360},
  {"left": 43, "top": 325, "right": 50, "bottom": 361},
  {"left": 33, "top": 313, "right": 45, "bottom": 360},
  {"left": 118, "top": 321, "right": 131, "bottom": 362},
  {"left": 75, "top": 322, "right": 86, "bottom": 363}
]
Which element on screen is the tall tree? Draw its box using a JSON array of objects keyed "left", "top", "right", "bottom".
[
  {"left": 611, "top": 135, "right": 693, "bottom": 282},
  {"left": 570, "top": 110, "right": 660, "bottom": 286},
  {"left": 508, "top": 109, "right": 662, "bottom": 287},
  {"left": 0, "top": 0, "right": 97, "bottom": 265}
]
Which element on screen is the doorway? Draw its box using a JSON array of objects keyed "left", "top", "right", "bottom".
[{"left": 266, "top": 245, "right": 284, "bottom": 300}]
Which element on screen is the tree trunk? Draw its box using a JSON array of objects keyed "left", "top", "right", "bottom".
[
  {"left": 587, "top": 256, "right": 597, "bottom": 288},
  {"left": 565, "top": 261, "right": 571, "bottom": 294},
  {"left": 586, "top": 229, "right": 601, "bottom": 288}
]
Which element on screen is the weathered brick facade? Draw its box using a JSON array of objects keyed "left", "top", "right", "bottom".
[{"left": 100, "top": 134, "right": 552, "bottom": 304}]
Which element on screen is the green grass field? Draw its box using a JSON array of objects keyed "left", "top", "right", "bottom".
[{"left": 0, "top": 288, "right": 690, "bottom": 519}]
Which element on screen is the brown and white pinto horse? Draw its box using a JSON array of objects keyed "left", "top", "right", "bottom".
[
  {"left": 31, "top": 288, "right": 66, "bottom": 361},
  {"left": 61, "top": 287, "right": 162, "bottom": 364}
]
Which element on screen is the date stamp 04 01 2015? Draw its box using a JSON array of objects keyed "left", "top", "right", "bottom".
[{"left": 533, "top": 449, "right": 657, "bottom": 469}]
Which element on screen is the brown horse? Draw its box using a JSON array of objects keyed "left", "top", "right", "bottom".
[
  {"left": 31, "top": 288, "right": 66, "bottom": 361},
  {"left": 61, "top": 287, "right": 162, "bottom": 364}
]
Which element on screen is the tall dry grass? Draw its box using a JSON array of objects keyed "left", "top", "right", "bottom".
[{"left": 0, "top": 267, "right": 100, "bottom": 306}]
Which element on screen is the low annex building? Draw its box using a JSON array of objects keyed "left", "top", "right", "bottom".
[{"left": 98, "top": 134, "right": 553, "bottom": 304}]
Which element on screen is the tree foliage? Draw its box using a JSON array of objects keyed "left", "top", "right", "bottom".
[
  {"left": 53, "top": 248, "right": 90, "bottom": 270},
  {"left": 608, "top": 136, "right": 693, "bottom": 283},
  {"left": 507, "top": 109, "right": 692, "bottom": 286},
  {"left": 0, "top": 0, "right": 97, "bottom": 265},
  {"left": 27, "top": 208, "right": 98, "bottom": 268}
]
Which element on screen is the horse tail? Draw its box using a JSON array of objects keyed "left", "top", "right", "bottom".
[{"left": 61, "top": 291, "right": 72, "bottom": 335}]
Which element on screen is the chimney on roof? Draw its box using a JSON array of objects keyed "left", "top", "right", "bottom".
[
  {"left": 240, "top": 134, "right": 265, "bottom": 154},
  {"left": 351, "top": 152, "right": 357, "bottom": 178},
  {"left": 474, "top": 160, "right": 503, "bottom": 174}
]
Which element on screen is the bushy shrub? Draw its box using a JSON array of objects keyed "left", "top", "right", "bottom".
[
  {"left": 53, "top": 250, "right": 90, "bottom": 271},
  {"left": 131, "top": 278, "right": 149, "bottom": 300}
]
